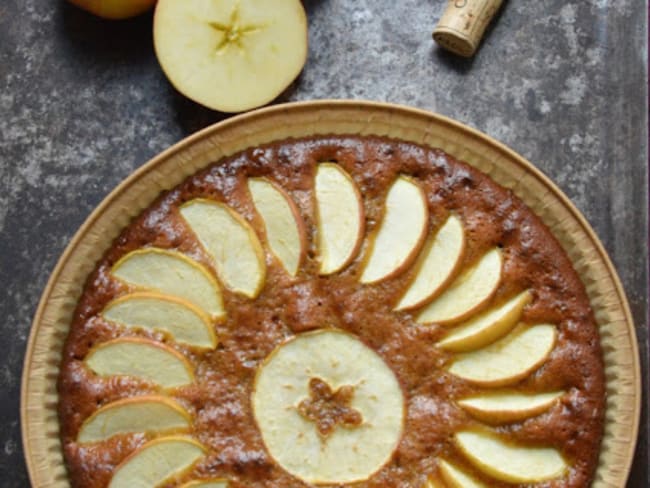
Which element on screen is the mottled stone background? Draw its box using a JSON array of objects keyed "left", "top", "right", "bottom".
[{"left": 0, "top": 0, "right": 647, "bottom": 485}]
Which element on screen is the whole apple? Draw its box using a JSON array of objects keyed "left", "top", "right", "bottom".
[{"left": 67, "top": 0, "right": 156, "bottom": 20}]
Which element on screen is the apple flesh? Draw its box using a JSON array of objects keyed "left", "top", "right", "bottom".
[
  {"left": 455, "top": 430, "right": 567, "bottom": 483},
  {"left": 395, "top": 214, "right": 465, "bottom": 310},
  {"left": 109, "top": 436, "right": 206, "bottom": 488},
  {"left": 111, "top": 248, "right": 224, "bottom": 319},
  {"left": 179, "top": 480, "right": 229, "bottom": 488},
  {"left": 448, "top": 324, "right": 557, "bottom": 387},
  {"left": 458, "top": 391, "right": 563, "bottom": 424},
  {"left": 154, "top": 0, "right": 308, "bottom": 112},
  {"left": 68, "top": 0, "right": 155, "bottom": 20},
  {"left": 438, "top": 459, "right": 486, "bottom": 488},
  {"left": 102, "top": 292, "right": 217, "bottom": 349},
  {"left": 314, "top": 163, "right": 365, "bottom": 275},
  {"left": 180, "top": 199, "right": 266, "bottom": 298},
  {"left": 248, "top": 177, "right": 305, "bottom": 276},
  {"left": 417, "top": 248, "right": 502, "bottom": 325},
  {"left": 360, "top": 176, "right": 428, "bottom": 284},
  {"left": 77, "top": 396, "right": 190, "bottom": 443},
  {"left": 437, "top": 290, "right": 532, "bottom": 352},
  {"left": 84, "top": 337, "right": 194, "bottom": 388}
]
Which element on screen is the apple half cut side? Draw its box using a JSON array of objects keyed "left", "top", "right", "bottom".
[
  {"left": 248, "top": 177, "right": 306, "bottom": 276},
  {"left": 436, "top": 290, "right": 532, "bottom": 352},
  {"left": 315, "top": 163, "right": 365, "bottom": 275},
  {"left": 84, "top": 337, "right": 194, "bottom": 388},
  {"left": 179, "top": 480, "right": 229, "bottom": 488},
  {"left": 180, "top": 199, "right": 266, "bottom": 298},
  {"left": 101, "top": 292, "right": 217, "bottom": 349},
  {"left": 458, "top": 391, "right": 564, "bottom": 424},
  {"left": 437, "top": 459, "right": 487, "bottom": 488},
  {"left": 416, "top": 248, "right": 502, "bottom": 325},
  {"left": 252, "top": 329, "right": 404, "bottom": 484},
  {"left": 394, "top": 214, "right": 465, "bottom": 311},
  {"left": 455, "top": 430, "right": 567, "bottom": 483},
  {"left": 153, "top": 0, "right": 307, "bottom": 113},
  {"left": 77, "top": 395, "right": 191, "bottom": 443},
  {"left": 111, "top": 248, "right": 224, "bottom": 319},
  {"left": 448, "top": 324, "right": 557, "bottom": 387},
  {"left": 109, "top": 436, "right": 206, "bottom": 488},
  {"left": 360, "top": 176, "right": 428, "bottom": 284}
]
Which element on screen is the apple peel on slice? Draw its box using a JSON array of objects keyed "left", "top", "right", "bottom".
[
  {"left": 437, "top": 459, "right": 487, "bottom": 488},
  {"left": 109, "top": 436, "right": 206, "bottom": 488},
  {"left": 252, "top": 329, "right": 404, "bottom": 484},
  {"left": 84, "top": 337, "right": 194, "bottom": 388},
  {"left": 458, "top": 391, "right": 564, "bottom": 424},
  {"left": 111, "top": 248, "right": 224, "bottom": 319},
  {"left": 179, "top": 480, "right": 229, "bottom": 488},
  {"left": 395, "top": 214, "right": 465, "bottom": 310},
  {"left": 248, "top": 177, "right": 305, "bottom": 276},
  {"left": 448, "top": 324, "right": 557, "bottom": 387},
  {"left": 416, "top": 248, "right": 502, "bottom": 325},
  {"left": 153, "top": 0, "right": 308, "bottom": 113},
  {"left": 102, "top": 292, "right": 217, "bottom": 349},
  {"left": 77, "top": 395, "right": 191, "bottom": 443},
  {"left": 455, "top": 430, "right": 567, "bottom": 483},
  {"left": 437, "top": 290, "right": 532, "bottom": 352},
  {"left": 180, "top": 199, "right": 266, "bottom": 298},
  {"left": 360, "top": 176, "right": 428, "bottom": 284},
  {"left": 315, "top": 163, "right": 365, "bottom": 275}
]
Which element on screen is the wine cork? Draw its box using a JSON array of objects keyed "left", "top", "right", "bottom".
[{"left": 433, "top": 0, "right": 503, "bottom": 57}]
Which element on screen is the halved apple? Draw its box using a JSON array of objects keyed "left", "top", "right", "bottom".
[
  {"left": 180, "top": 199, "right": 266, "bottom": 298},
  {"left": 111, "top": 248, "right": 224, "bottom": 318},
  {"left": 248, "top": 177, "right": 305, "bottom": 276},
  {"left": 102, "top": 292, "right": 217, "bottom": 349},
  {"left": 416, "top": 248, "right": 502, "bottom": 324},
  {"left": 448, "top": 325, "right": 557, "bottom": 387},
  {"left": 360, "top": 176, "right": 428, "bottom": 284},
  {"left": 252, "top": 329, "right": 404, "bottom": 484},
  {"left": 154, "top": 0, "right": 307, "bottom": 113},
  {"left": 458, "top": 391, "right": 563, "bottom": 424},
  {"left": 315, "top": 163, "right": 364, "bottom": 275},
  {"left": 84, "top": 337, "right": 194, "bottom": 388},
  {"left": 77, "top": 396, "right": 191, "bottom": 443},
  {"left": 109, "top": 436, "right": 206, "bottom": 488},
  {"left": 395, "top": 214, "right": 465, "bottom": 310},
  {"left": 179, "top": 480, "right": 229, "bottom": 488},
  {"left": 437, "top": 290, "right": 532, "bottom": 352},
  {"left": 455, "top": 430, "right": 567, "bottom": 483},
  {"left": 438, "top": 459, "right": 487, "bottom": 488}
]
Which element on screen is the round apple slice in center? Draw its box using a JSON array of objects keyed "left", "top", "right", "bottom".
[
  {"left": 180, "top": 199, "right": 266, "bottom": 299},
  {"left": 360, "top": 176, "right": 428, "bottom": 284},
  {"left": 252, "top": 329, "right": 404, "bottom": 484}
]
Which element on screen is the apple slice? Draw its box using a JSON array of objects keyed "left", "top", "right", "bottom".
[
  {"left": 438, "top": 459, "right": 487, "bottom": 488},
  {"left": 252, "top": 330, "right": 404, "bottom": 484},
  {"left": 111, "top": 248, "right": 224, "bottom": 319},
  {"left": 180, "top": 480, "right": 229, "bottom": 488},
  {"left": 448, "top": 325, "right": 557, "bottom": 387},
  {"left": 315, "top": 163, "right": 364, "bottom": 275},
  {"left": 458, "top": 391, "right": 564, "bottom": 424},
  {"left": 455, "top": 430, "right": 567, "bottom": 483},
  {"left": 109, "top": 436, "right": 206, "bottom": 488},
  {"left": 180, "top": 199, "right": 266, "bottom": 298},
  {"left": 437, "top": 290, "right": 532, "bottom": 352},
  {"left": 360, "top": 176, "right": 428, "bottom": 284},
  {"left": 416, "top": 248, "right": 502, "bottom": 324},
  {"left": 248, "top": 177, "right": 305, "bottom": 276},
  {"left": 395, "top": 215, "right": 465, "bottom": 310},
  {"left": 84, "top": 338, "right": 194, "bottom": 388},
  {"left": 102, "top": 292, "right": 217, "bottom": 349},
  {"left": 153, "top": 0, "right": 307, "bottom": 113},
  {"left": 77, "top": 396, "right": 190, "bottom": 443}
]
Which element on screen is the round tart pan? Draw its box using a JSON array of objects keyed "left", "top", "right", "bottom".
[{"left": 21, "top": 100, "right": 641, "bottom": 487}]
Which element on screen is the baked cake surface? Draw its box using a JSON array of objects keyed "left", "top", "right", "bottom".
[{"left": 58, "top": 135, "right": 605, "bottom": 487}]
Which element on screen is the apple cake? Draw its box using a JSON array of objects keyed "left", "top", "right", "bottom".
[{"left": 58, "top": 135, "right": 605, "bottom": 487}]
